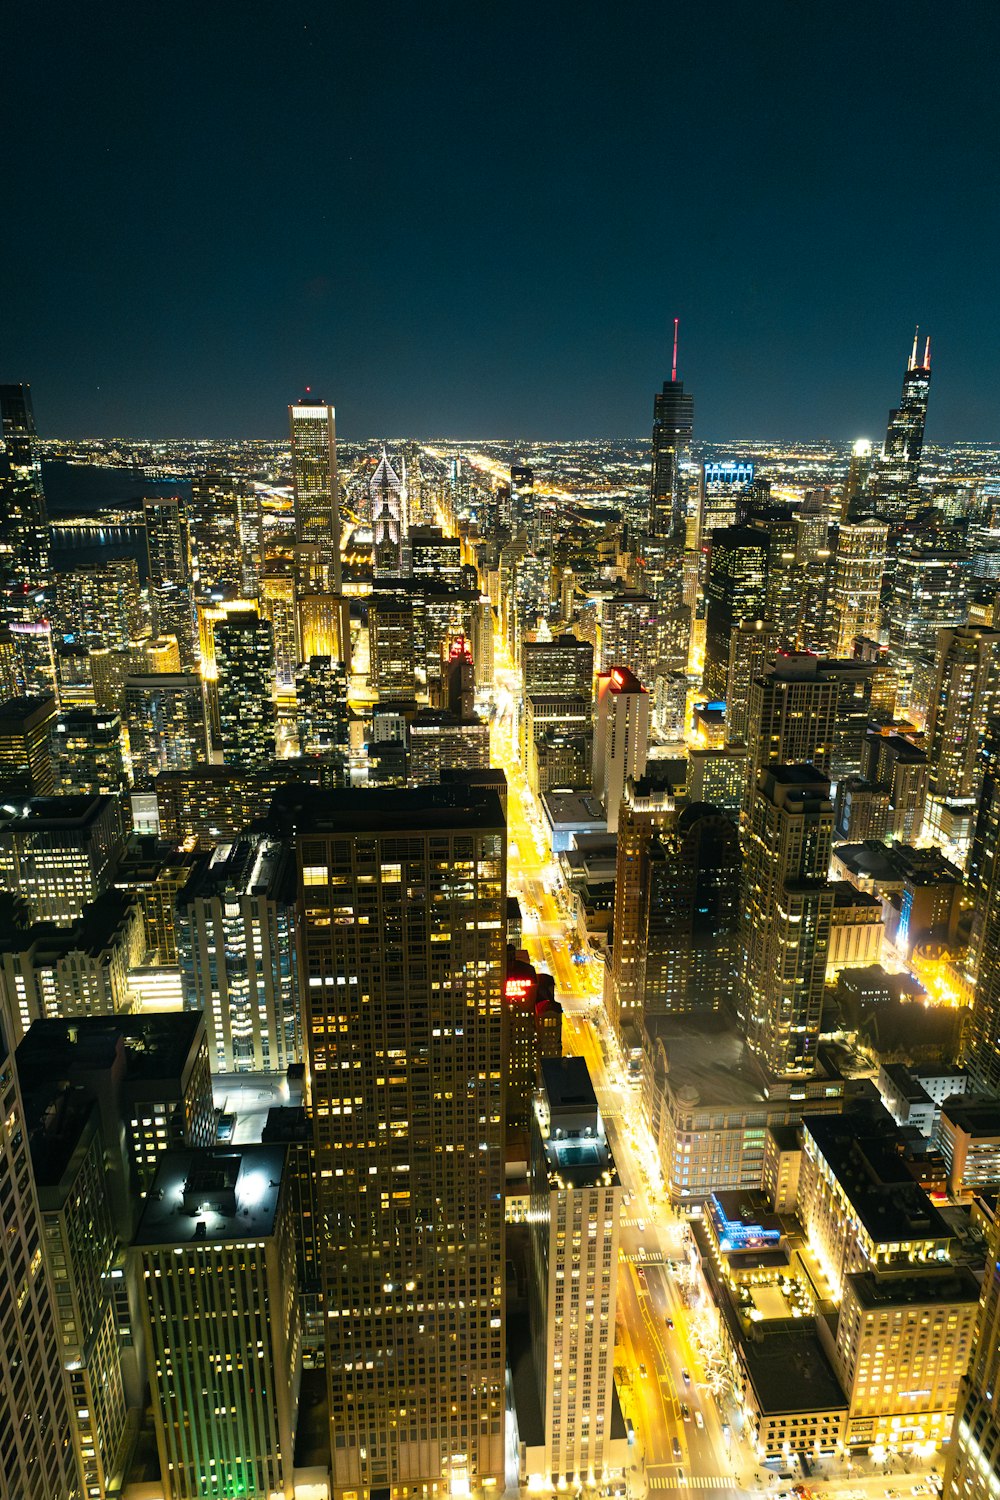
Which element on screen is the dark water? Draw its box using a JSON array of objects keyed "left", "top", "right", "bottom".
[{"left": 44, "top": 460, "right": 189, "bottom": 578}]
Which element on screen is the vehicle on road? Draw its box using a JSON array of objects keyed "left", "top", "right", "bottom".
[
  {"left": 680, "top": 1403, "right": 691, "bottom": 1423},
  {"left": 639, "top": 1363, "right": 648, "bottom": 1378},
  {"left": 681, "top": 1368, "right": 690, "bottom": 1384},
  {"left": 672, "top": 1437, "right": 681, "bottom": 1459},
  {"left": 665, "top": 1316, "right": 673, "bottom": 1329},
  {"left": 694, "top": 1409, "right": 704, "bottom": 1430},
  {"left": 637, "top": 1220, "right": 646, "bottom": 1232}
]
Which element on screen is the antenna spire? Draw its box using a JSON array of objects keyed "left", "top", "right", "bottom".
[
  {"left": 923, "top": 334, "right": 931, "bottom": 371},
  {"left": 909, "top": 325, "right": 919, "bottom": 370},
  {"left": 671, "top": 317, "right": 679, "bottom": 383}
]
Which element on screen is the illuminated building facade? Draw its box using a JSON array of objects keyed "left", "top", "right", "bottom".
[
  {"left": 369, "top": 594, "right": 417, "bottom": 699},
  {"left": 143, "top": 495, "right": 191, "bottom": 589},
  {"left": 177, "top": 836, "right": 302, "bottom": 1075},
  {"left": 189, "top": 469, "right": 262, "bottom": 598},
  {"left": 133, "top": 1145, "right": 300, "bottom": 1500},
  {"left": 829, "top": 521, "right": 889, "bottom": 657},
  {"left": 0, "top": 692, "right": 57, "bottom": 795},
  {"left": 213, "top": 609, "right": 277, "bottom": 768},
  {"left": 504, "top": 947, "right": 561, "bottom": 1140},
  {"left": 742, "top": 766, "right": 834, "bottom": 1080},
  {"left": 292, "top": 784, "right": 506, "bottom": 1497},
  {"left": 592, "top": 667, "right": 649, "bottom": 833},
  {"left": 371, "top": 447, "right": 406, "bottom": 577},
  {"left": 0, "top": 793, "right": 124, "bottom": 925},
  {"left": 945, "top": 1211, "right": 1000, "bottom": 1500},
  {"left": 527, "top": 1057, "right": 621, "bottom": 1488},
  {"left": 295, "top": 655, "right": 350, "bottom": 765},
  {"left": 867, "top": 331, "right": 932, "bottom": 521},
  {"left": 608, "top": 768, "right": 679, "bottom": 1035},
  {"left": 124, "top": 673, "right": 208, "bottom": 781},
  {"left": 289, "top": 399, "right": 342, "bottom": 589},
  {"left": 56, "top": 557, "right": 143, "bottom": 650},
  {"left": 703, "top": 524, "right": 769, "bottom": 701},
  {"left": 0, "top": 1022, "right": 80, "bottom": 1500},
  {"left": 51, "top": 707, "right": 128, "bottom": 796},
  {"left": 924, "top": 625, "right": 1000, "bottom": 847},
  {"left": 648, "top": 326, "right": 694, "bottom": 542}
]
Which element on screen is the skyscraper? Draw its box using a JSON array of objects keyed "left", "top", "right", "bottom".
[
  {"left": 648, "top": 319, "right": 694, "bottom": 541},
  {"left": 177, "top": 835, "right": 301, "bottom": 1075},
  {"left": 528, "top": 1057, "right": 621, "bottom": 1488},
  {"left": 189, "top": 468, "right": 262, "bottom": 597},
  {"left": 924, "top": 625, "right": 1000, "bottom": 848},
  {"left": 0, "top": 383, "right": 51, "bottom": 584},
  {"left": 213, "top": 610, "right": 277, "bottom": 768},
  {"left": 828, "top": 521, "right": 889, "bottom": 657},
  {"left": 608, "top": 767, "right": 681, "bottom": 1036},
  {"left": 702, "top": 524, "right": 769, "bottom": 701},
  {"left": 370, "top": 447, "right": 406, "bottom": 577},
  {"left": 592, "top": 667, "right": 650, "bottom": 833},
  {"left": 289, "top": 398, "right": 342, "bottom": 589},
  {"left": 945, "top": 1208, "right": 1000, "bottom": 1500},
  {"left": 289, "top": 783, "right": 507, "bottom": 1496},
  {"left": 133, "top": 1145, "right": 300, "bottom": 1500},
  {"left": 743, "top": 765, "right": 835, "bottom": 1079},
  {"left": 124, "top": 673, "right": 209, "bottom": 781},
  {"left": 144, "top": 495, "right": 191, "bottom": 589},
  {"left": 867, "top": 330, "right": 932, "bottom": 521},
  {"left": 0, "top": 1021, "right": 80, "bottom": 1500}
]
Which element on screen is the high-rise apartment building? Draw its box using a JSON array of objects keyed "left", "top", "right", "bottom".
[
  {"left": 504, "top": 947, "right": 562, "bottom": 1141},
  {"left": 0, "top": 693, "right": 57, "bottom": 795},
  {"left": 51, "top": 706, "right": 129, "bottom": 796},
  {"left": 177, "top": 835, "right": 301, "bottom": 1075},
  {"left": 528, "top": 1057, "right": 621, "bottom": 1488},
  {"left": 56, "top": 557, "right": 143, "bottom": 650},
  {"left": 0, "top": 1021, "right": 80, "bottom": 1500},
  {"left": 828, "top": 521, "right": 889, "bottom": 657},
  {"left": 133, "top": 1145, "right": 300, "bottom": 1500},
  {"left": 260, "top": 566, "right": 299, "bottom": 689},
  {"left": 371, "top": 448, "right": 406, "bottom": 577},
  {"left": 887, "top": 542, "right": 971, "bottom": 712},
  {"left": 143, "top": 495, "right": 191, "bottom": 588},
  {"left": 861, "top": 730, "right": 929, "bottom": 843},
  {"left": 743, "top": 765, "right": 835, "bottom": 1079},
  {"left": 609, "top": 768, "right": 681, "bottom": 1036},
  {"left": 592, "top": 667, "right": 649, "bottom": 833},
  {"left": 214, "top": 610, "right": 277, "bottom": 768},
  {"left": 703, "top": 524, "right": 770, "bottom": 700},
  {"left": 296, "top": 655, "right": 350, "bottom": 764},
  {"left": 408, "top": 708, "right": 490, "bottom": 786},
  {"left": 724, "top": 622, "right": 783, "bottom": 747},
  {"left": 0, "top": 383, "right": 51, "bottom": 584},
  {"left": 924, "top": 625, "right": 1000, "bottom": 847},
  {"left": 189, "top": 469, "right": 262, "bottom": 598},
  {"left": 289, "top": 783, "right": 507, "bottom": 1496},
  {"left": 744, "top": 653, "right": 873, "bottom": 807},
  {"left": 369, "top": 595, "right": 417, "bottom": 700},
  {"left": 297, "top": 590, "right": 351, "bottom": 668},
  {"left": 0, "top": 793, "right": 124, "bottom": 924},
  {"left": 523, "top": 634, "right": 594, "bottom": 698},
  {"left": 867, "top": 331, "right": 932, "bottom": 521},
  {"left": 124, "top": 673, "right": 208, "bottom": 781},
  {"left": 289, "top": 399, "right": 341, "bottom": 589}
]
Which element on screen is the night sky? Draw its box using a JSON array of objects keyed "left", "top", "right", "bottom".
[{"left": 5, "top": 2, "right": 999, "bottom": 441}]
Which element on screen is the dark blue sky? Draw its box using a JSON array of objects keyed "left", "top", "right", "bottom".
[{"left": 4, "top": 1, "right": 999, "bottom": 441}]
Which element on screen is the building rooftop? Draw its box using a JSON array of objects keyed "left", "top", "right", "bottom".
[
  {"left": 742, "top": 1326, "right": 848, "bottom": 1418},
  {"left": 22, "top": 1083, "right": 98, "bottom": 1192},
  {"left": 133, "top": 1145, "right": 286, "bottom": 1246},
  {"left": 831, "top": 880, "right": 882, "bottom": 910},
  {"left": 266, "top": 781, "right": 505, "bottom": 836},
  {"left": 846, "top": 1265, "right": 980, "bottom": 1310},
  {"left": 540, "top": 790, "right": 606, "bottom": 826},
  {"left": 179, "top": 835, "right": 295, "bottom": 907},
  {"left": 0, "top": 694, "right": 56, "bottom": 728},
  {"left": 803, "top": 1107, "right": 953, "bottom": 1247},
  {"left": 17, "top": 1011, "right": 205, "bottom": 1091},
  {"left": 940, "top": 1097, "right": 1000, "bottom": 1137},
  {"left": 0, "top": 793, "right": 114, "bottom": 830},
  {"left": 536, "top": 1057, "right": 619, "bottom": 1190}
]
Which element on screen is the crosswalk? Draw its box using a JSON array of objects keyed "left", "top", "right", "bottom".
[
  {"left": 620, "top": 1248, "right": 664, "bottom": 1264},
  {"left": 647, "top": 1475, "right": 733, "bottom": 1490}
]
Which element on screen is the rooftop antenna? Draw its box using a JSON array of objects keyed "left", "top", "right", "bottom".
[
  {"left": 671, "top": 317, "right": 679, "bottom": 383},
  {"left": 909, "top": 326, "right": 919, "bottom": 370},
  {"left": 923, "top": 334, "right": 931, "bottom": 371}
]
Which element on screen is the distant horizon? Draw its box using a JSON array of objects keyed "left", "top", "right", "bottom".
[{"left": 35, "top": 433, "right": 1000, "bottom": 451}]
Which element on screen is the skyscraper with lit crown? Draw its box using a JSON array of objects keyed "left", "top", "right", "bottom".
[
  {"left": 648, "top": 319, "right": 694, "bottom": 542},
  {"left": 289, "top": 398, "right": 342, "bottom": 590},
  {"left": 867, "top": 329, "right": 932, "bottom": 521},
  {"left": 370, "top": 447, "right": 406, "bottom": 577}
]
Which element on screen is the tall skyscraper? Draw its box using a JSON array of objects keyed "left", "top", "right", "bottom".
[
  {"left": 608, "top": 767, "right": 681, "bottom": 1036},
  {"left": 124, "top": 673, "right": 209, "bottom": 781},
  {"left": 924, "top": 625, "right": 1000, "bottom": 847},
  {"left": 371, "top": 447, "right": 406, "bottom": 577},
  {"left": 702, "top": 524, "right": 769, "bottom": 701},
  {"left": 0, "top": 383, "right": 51, "bottom": 584},
  {"left": 133, "top": 1145, "right": 300, "bottom": 1500},
  {"left": 724, "top": 621, "right": 783, "bottom": 747},
  {"left": 189, "top": 468, "right": 262, "bottom": 598},
  {"left": 289, "top": 783, "right": 506, "bottom": 1496},
  {"left": 143, "top": 495, "right": 191, "bottom": 588},
  {"left": 828, "top": 521, "right": 889, "bottom": 657},
  {"left": 289, "top": 398, "right": 342, "bottom": 590},
  {"left": 867, "top": 330, "right": 932, "bottom": 521},
  {"left": 214, "top": 610, "right": 277, "bottom": 768},
  {"left": 0, "top": 693, "right": 57, "bottom": 796},
  {"left": 592, "top": 667, "right": 649, "bottom": 833},
  {"left": 528, "top": 1057, "right": 621, "bottom": 1488},
  {"left": 648, "top": 319, "right": 694, "bottom": 541},
  {"left": 0, "top": 1021, "right": 80, "bottom": 1500},
  {"left": 743, "top": 765, "right": 835, "bottom": 1079},
  {"left": 56, "top": 557, "right": 143, "bottom": 650},
  {"left": 177, "top": 835, "right": 301, "bottom": 1075},
  {"left": 943, "top": 1209, "right": 1000, "bottom": 1500},
  {"left": 965, "top": 720, "right": 1000, "bottom": 1095}
]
